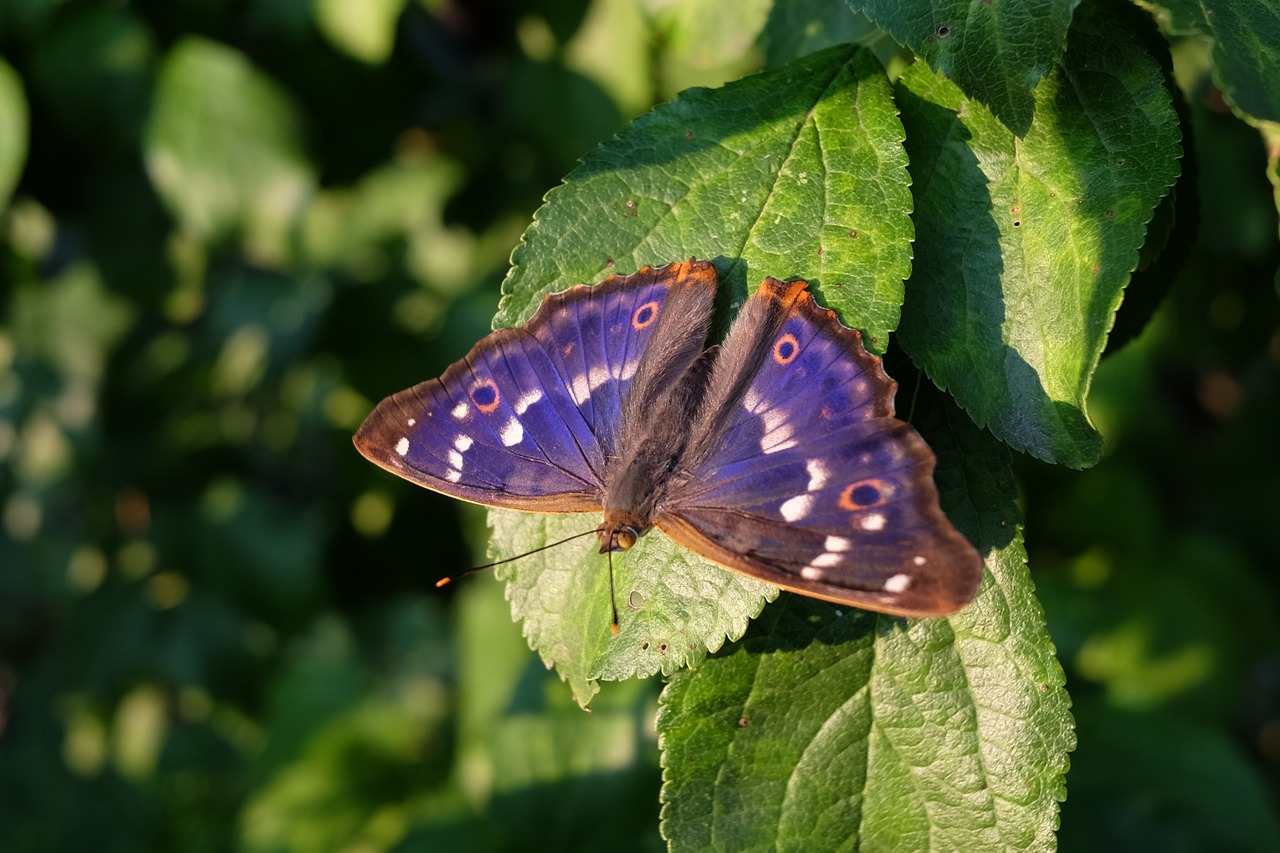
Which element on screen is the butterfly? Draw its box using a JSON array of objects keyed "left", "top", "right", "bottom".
[{"left": 354, "top": 259, "right": 983, "bottom": 623}]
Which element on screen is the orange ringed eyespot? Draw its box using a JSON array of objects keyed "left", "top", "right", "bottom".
[
  {"left": 839, "top": 479, "right": 885, "bottom": 510},
  {"left": 471, "top": 379, "right": 500, "bottom": 413},
  {"left": 632, "top": 301, "right": 660, "bottom": 329},
  {"left": 773, "top": 333, "right": 800, "bottom": 365}
]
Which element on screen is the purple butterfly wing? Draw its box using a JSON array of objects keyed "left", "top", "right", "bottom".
[
  {"left": 355, "top": 325, "right": 605, "bottom": 511},
  {"left": 354, "top": 259, "right": 718, "bottom": 513},
  {"left": 659, "top": 278, "right": 983, "bottom": 616},
  {"left": 530, "top": 260, "right": 715, "bottom": 457}
]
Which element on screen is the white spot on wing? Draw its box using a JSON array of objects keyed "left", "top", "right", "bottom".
[
  {"left": 860, "top": 513, "right": 886, "bottom": 531},
  {"left": 761, "top": 430, "right": 796, "bottom": 454},
  {"left": 760, "top": 409, "right": 796, "bottom": 454},
  {"left": 570, "top": 373, "right": 591, "bottom": 405},
  {"left": 806, "top": 459, "right": 831, "bottom": 491},
  {"left": 452, "top": 402, "right": 468, "bottom": 420},
  {"left": 514, "top": 389, "right": 543, "bottom": 414},
  {"left": 407, "top": 418, "right": 416, "bottom": 426},
  {"left": 619, "top": 355, "right": 639, "bottom": 381},
  {"left": 454, "top": 435, "right": 473, "bottom": 452},
  {"left": 801, "top": 566, "right": 824, "bottom": 580},
  {"left": 913, "top": 555, "right": 927, "bottom": 566},
  {"left": 448, "top": 450, "right": 464, "bottom": 469},
  {"left": 445, "top": 469, "right": 462, "bottom": 483},
  {"left": 808, "top": 552, "right": 842, "bottom": 569},
  {"left": 884, "top": 573, "right": 911, "bottom": 593},
  {"left": 824, "top": 536, "right": 852, "bottom": 552},
  {"left": 499, "top": 419, "right": 524, "bottom": 447},
  {"left": 743, "top": 386, "right": 762, "bottom": 412},
  {"left": 395, "top": 437, "right": 410, "bottom": 457},
  {"left": 779, "top": 494, "right": 813, "bottom": 521}
]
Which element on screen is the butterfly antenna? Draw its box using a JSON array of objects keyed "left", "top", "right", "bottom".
[
  {"left": 434, "top": 528, "right": 600, "bottom": 588},
  {"left": 608, "top": 549, "right": 620, "bottom": 636},
  {"left": 905, "top": 366, "right": 925, "bottom": 423}
]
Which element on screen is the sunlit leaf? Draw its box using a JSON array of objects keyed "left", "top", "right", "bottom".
[
  {"left": 895, "top": 1, "right": 1181, "bottom": 467},
  {"left": 853, "top": 0, "right": 1080, "bottom": 135},
  {"left": 0, "top": 57, "right": 28, "bottom": 210},
  {"left": 313, "top": 0, "right": 408, "bottom": 64}
]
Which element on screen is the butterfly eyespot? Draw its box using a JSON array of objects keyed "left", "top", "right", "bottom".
[
  {"left": 773, "top": 333, "right": 800, "bottom": 365},
  {"left": 470, "top": 379, "right": 500, "bottom": 413},
  {"left": 632, "top": 301, "right": 660, "bottom": 329},
  {"left": 838, "top": 479, "right": 888, "bottom": 510}
]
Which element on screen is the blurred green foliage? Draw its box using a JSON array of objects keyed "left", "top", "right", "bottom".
[{"left": 0, "top": 1, "right": 1277, "bottom": 851}]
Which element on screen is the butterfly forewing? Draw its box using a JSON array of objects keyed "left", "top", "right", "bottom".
[
  {"left": 354, "top": 326, "right": 607, "bottom": 512},
  {"left": 530, "top": 260, "right": 716, "bottom": 459},
  {"left": 354, "top": 260, "right": 719, "bottom": 514}
]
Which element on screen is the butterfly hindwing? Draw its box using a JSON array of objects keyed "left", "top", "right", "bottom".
[
  {"left": 660, "top": 420, "right": 980, "bottom": 615},
  {"left": 661, "top": 277, "right": 983, "bottom": 616}
]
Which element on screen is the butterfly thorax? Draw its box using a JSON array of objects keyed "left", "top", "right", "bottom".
[
  {"left": 597, "top": 425, "right": 689, "bottom": 553},
  {"left": 597, "top": 350, "right": 714, "bottom": 554}
]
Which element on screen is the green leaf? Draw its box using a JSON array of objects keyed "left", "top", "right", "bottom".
[
  {"left": 1133, "top": 0, "right": 1205, "bottom": 34},
  {"left": 761, "top": 0, "right": 879, "bottom": 69},
  {"left": 1202, "top": 0, "right": 1280, "bottom": 123},
  {"left": 144, "top": 37, "right": 314, "bottom": 259},
  {"left": 657, "top": 385, "right": 1073, "bottom": 852},
  {"left": 313, "top": 0, "right": 408, "bottom": 64},
  {"left": 644, "top": 0, "right": 773, "bottom": 69},
  {"left": 1138, "top": 0, "right": 1280, "bottom": 123},
  {"left": 1265, "top": 121, "right": 1280, "bottom": 240},
  {"left": 493, "top": 511, "right": 777, "bottom": 708},
  {"left": 489, "top": 45, "right": 914, "bottom": 706},
  {"left": 497, "top": 44, "right": 913, "bottom": 348},
  {"left": 895, "top": 1, "right": 1182, "bottom": 467},
  {"left": 852, "top": 0, "right": 1080, "bottom": 136},
  {"left": 0, "top": 57, "right": 28, "bottom": 210}
]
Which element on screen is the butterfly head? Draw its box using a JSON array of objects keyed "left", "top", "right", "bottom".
[{"left": 596, "top": 519, "right": 643, "bottom": 554}]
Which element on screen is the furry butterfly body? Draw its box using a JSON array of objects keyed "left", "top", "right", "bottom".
[{"left": 355, "top": 259, "right": 982, "bottom": 617}]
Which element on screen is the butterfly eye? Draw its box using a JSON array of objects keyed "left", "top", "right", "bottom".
[{"left": 616, "top": 527, "right": 638, "bottom": 550}]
